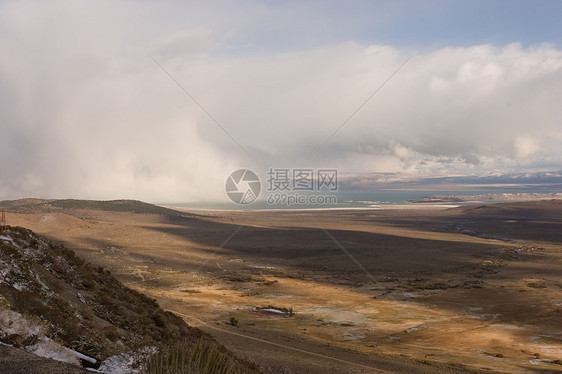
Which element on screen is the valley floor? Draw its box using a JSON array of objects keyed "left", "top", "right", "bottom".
[{"left": 8, "top": 200, "right": 562, "bottom": 373}]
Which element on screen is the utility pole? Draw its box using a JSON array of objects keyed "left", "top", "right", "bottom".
[{"left": 1, "top": 209, "right": 5, "bottom": 231}]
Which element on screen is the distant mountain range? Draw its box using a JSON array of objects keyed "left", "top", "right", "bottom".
[{"left": 338, "top": 170, "right": 562, "bottom": 190}]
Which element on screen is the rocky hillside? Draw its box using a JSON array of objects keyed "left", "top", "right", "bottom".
[{"left": 0, "top": 226, "right": 259, "bottom": 373}]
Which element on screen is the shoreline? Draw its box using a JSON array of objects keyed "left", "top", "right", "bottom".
[
  {"left": 409, "top": 192, "right": 562, "bottom": 204},
  {"left": 164, "top": 192, "right": 562, "bottom": 213},
  {"left": 164, "top": 204, "right": 462, "bottom": 213}
]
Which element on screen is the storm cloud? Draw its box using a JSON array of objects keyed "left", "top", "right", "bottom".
[{"left": 0, "top": 1, "right": 561, "bottom": 202}]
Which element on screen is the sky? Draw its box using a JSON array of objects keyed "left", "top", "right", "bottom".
[{"left": 0, "top": 0, "right": 561, "bottom": 203}]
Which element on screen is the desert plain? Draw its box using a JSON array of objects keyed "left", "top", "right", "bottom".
[{"left": 5, "top": 199, "right": 562, "bottom": 373}]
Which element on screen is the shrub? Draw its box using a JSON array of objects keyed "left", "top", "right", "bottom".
[{"left": 147, "top": 339, "right": 240, "bottom": 374}]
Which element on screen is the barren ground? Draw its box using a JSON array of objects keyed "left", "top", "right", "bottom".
[{"left": 7, "top": 200, "right": 562, "bottom": 373}]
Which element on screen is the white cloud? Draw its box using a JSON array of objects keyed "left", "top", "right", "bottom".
[
  {"left": 514, "top": 136, "right": 542, "bottom": 161},
  {"left": 0, "top": 1, "right": 561, "bottom": 202}
]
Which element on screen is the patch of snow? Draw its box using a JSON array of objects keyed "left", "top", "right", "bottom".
[
  {"left": 251, "top": 265, "right": 276, "bottom": 270},
  {"left": 467, "top": 307, "right": 483, "bottom": 312},
  {"left": 11, "top": 282, "right": 27, "bottom": 292},
  {"left": 405, "top": 324, "right": 427, "bottom": 334},
  {"left": 77, "top": 292, "right": 87, "bottom": 304},
  {"left": 0, "top": 235, "right": 15, "bottom": 245},
  {"left": 529, "top": 359, "right": 556, "bottom": 366},
  {"left": 0, "top": 309, "right": 44, "bottom": 338},
  {"left": 535, "top": 346, "right": 562, "bottom": 356},
  {"left": 97, "top": 346, "right": 157, "bottom": 374},
  {"left": 254, "top": 307, "right": 286, "bottom": 315},
  {"left": 0, "top": 266, "right": 10, "bottom": 284},
  {"left": 468, "top": 313, "right": 500, "bottom": 320},
  {"left": 399, "top": 292, "right": 415, "bottom": 298},
  {"left": 34, "top": 272, "right": 52, "bottom": 295},
  {"left": 67, "top": 347, "right": 97, "bottom": 364},
  {"left": 537, "top": 334, "right": 555, "bottom": 339},
  {"left": 26, "top": 338, "right": 80, "bottom": 366},
  {"left": 342, "top": 331, "right": 365, "bottom": 342},
  {"left": 0, "top": 310, "right": 97, "bottom": 368},
  {"left": 486, "top": 323, "right": 523, "bottom": 333}
]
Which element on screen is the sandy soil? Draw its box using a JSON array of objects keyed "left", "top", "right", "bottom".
[{"left": 6, "top": 200, "right": 562, "bottom": 373}]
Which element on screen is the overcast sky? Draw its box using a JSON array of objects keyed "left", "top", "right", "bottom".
[{"left": 1, "top": 0, "right": 561, "bottom": 202}]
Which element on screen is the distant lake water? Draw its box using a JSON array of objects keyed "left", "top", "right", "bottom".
[{"left": 166, "top": 187, "right": 561, "bottom": 211}]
